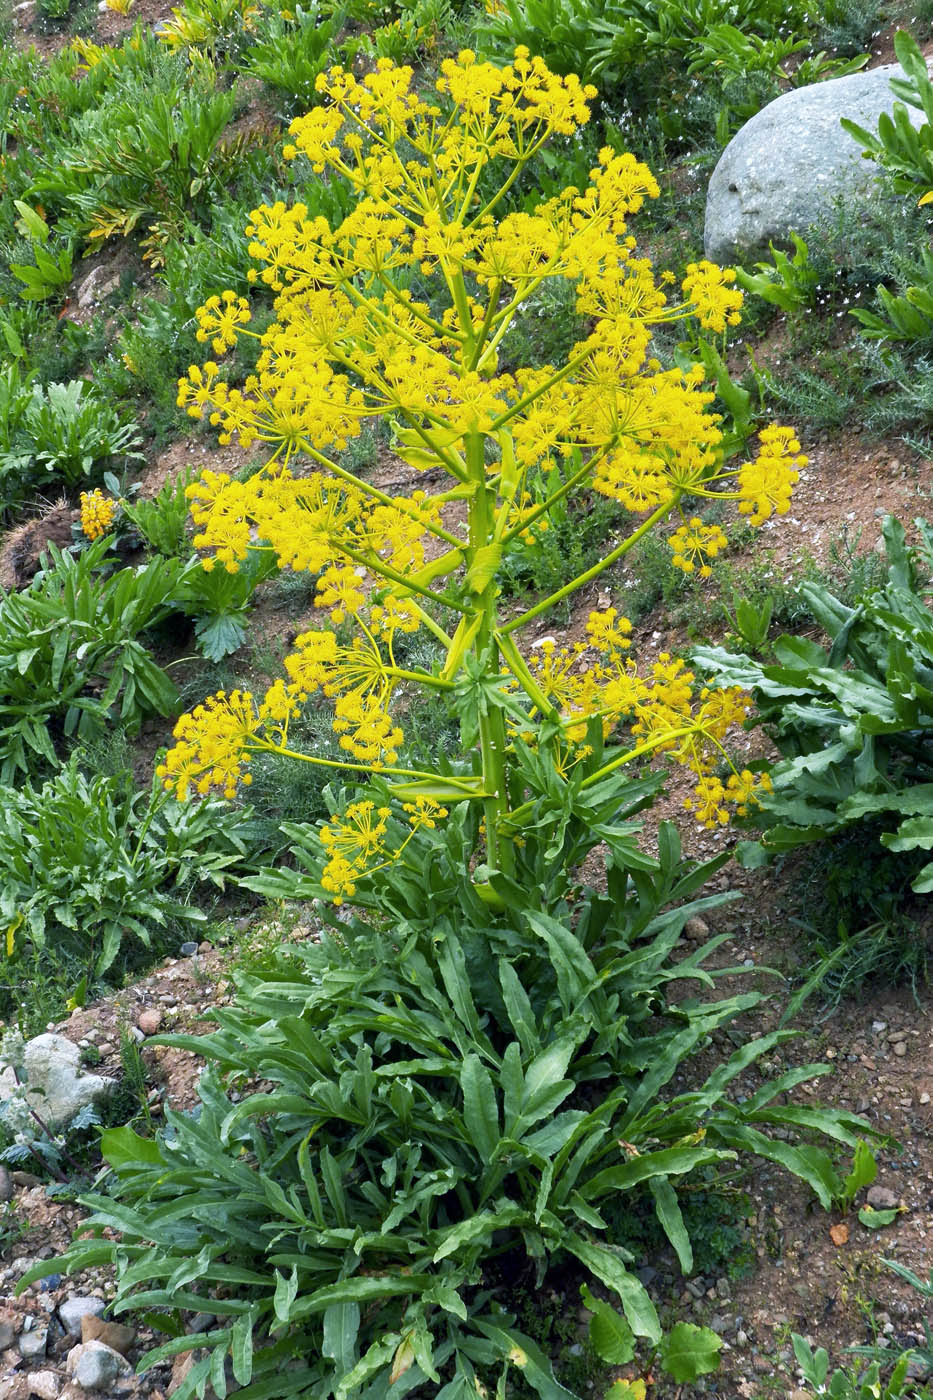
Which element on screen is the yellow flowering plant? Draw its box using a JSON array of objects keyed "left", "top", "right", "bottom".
[{"left": 160, "top": 47, "right": 804, "bottom": 902}]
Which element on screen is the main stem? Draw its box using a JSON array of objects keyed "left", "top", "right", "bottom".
[{"left": 466, "top": 430, "right": 514, "bottom": 877}]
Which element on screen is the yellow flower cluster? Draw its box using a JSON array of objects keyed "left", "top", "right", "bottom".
[
  {"left": 681, "top": 262, "right": 743, "bottom": 334},
  {"left": 195, "top": 291, "right": 252, "bottom": 355},
  {"left": 318, "top": 795, "right": 449, "bottom": 902},
  {"left": 525, "top": 616, "right": 769, "bottom": 826},
  {"left": 79, "top": 489, "right": 117, "bottom": 540},
  {"left": 668, "top": 517, "right": 728, "bottom": 576},
  {"left": 160, "top": 49, "right": 801, "bottom": 891}
]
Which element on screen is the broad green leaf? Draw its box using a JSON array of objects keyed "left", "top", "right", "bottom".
[
  {"left": 858, "top": 1206, "right": 899, "bottom": 1229},
  {"left": 323, "top": 1301, "right": 360, "bottom": 1374},
  {"left": 460, "top": 1053, "right": 499, "bottom": 1163},
  {"left": 562, "top": 1236, "right": 660, "bottom": 1343},
  {"left": 100, "top": 1125, "right": 164, "bottom": 1171},
  {"left": 659, "top": 1322, "right": 722, "bottom": 1382},
  {"left": 648, "top": 1176, "right": 693, "bottom": 1274},
  {"left": 580, "top": 1284, "right": 635, "bottom": 1365},
  {"left": 841, "top": 1139, "right": 877, "bottom": 1202},
  {"left": 273, "top": 1268, "right": 298, "bottom": 1324}
]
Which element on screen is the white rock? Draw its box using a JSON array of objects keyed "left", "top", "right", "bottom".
[
  {"left": 75, "top": 267, "right": 119, "bottom": 311},
  {"left": 1, "top": 1035, "right": 115, "bottom": 1134},
  {"left": 26, "top": 1370, "right": 61, "bottom": 1400}
]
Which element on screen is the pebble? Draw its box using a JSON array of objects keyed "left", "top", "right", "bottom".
[
  {"left": 866, "top": 1185, "right": 899, "bottom": 1210},
  {"left": 69, "top": 1341, "right": 130, "bottom": 1391},
  {"left": 0, "top": 1320, "right": 15, "bottom": 1350},
  {"left": 0, "top": 1167, "right": 12, "bottom": 1203},
  {"left": 18, "top": 1327, "right": 47, "bottom": 1361},
  {"left": 893, "top": 1042, "right": 908, "bottom": 1057},
  {"left": 736, "top": 1329, "right": 749, "bottom": 1346},
  {"left": 25, "top": 1371, "right": 60, "bottom": 1400},
  {"left": 179, "top": 942, "right": 198, "bottom": 957},
  {"left": 59, "top": 1299, "right": 106, "bottom": 1339},
  {"left": 921, "top": 1092, "right": 930, "bottom": 1105},
  {"left": 81, "top": 1316, "right": 135, "bottom": 1356},
  {"left": 684, "top": 916, "right": 710, "bottom": 941},
  {"left": 136, "top": 1009, "right": 162, "bottom": 1036}
]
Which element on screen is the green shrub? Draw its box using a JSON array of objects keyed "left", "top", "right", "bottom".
[
  {"left": 239, "top": 3, "right": 345, "bottom": 114},
  {"left": 0, "top": 758, "right": 258, "bottom": 979},
  {"left": 121, "top": 466, "right": 199, "bottom": 558},
  {"left": 177, "top": 549, "right": 280, "bottom": 662},
  {"left": 30, "top": 786, "right": 864, "bottom": 1397},
  {"left": 698, "top": 515, "right": 933, "bottom": 993},
  {"left": 14, "top": 380, "right": 143, "bottom": 492},
  {"left": 0, "top": 537, "right": 183, "bottom": 781}
]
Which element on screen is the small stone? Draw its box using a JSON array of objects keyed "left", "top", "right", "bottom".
[
  {"left": 0, "top": 1319, "right": 16, "bottom": 1350},
  {"left": 920, "top": 1092, "right": 930, "bottom": 1105},
  {"left": 81, "top": 1317, "right": 135, "bottom": 1357},
  {"left": 11, "top": 1172, "right": 41, "bottom": 1188},
  {"left": 136, "top": 1010, "right": 162, "bottom": 1037},
  {"left": 0, "top": 1167, "right": 12, "bottom": 1202},
  {"left": 59, "top": 1301, "right": 106, "bottom": 1340},
  {"left": 893, "top": 1041, "right": 908, "bottom": 1057},
  {"left": 736, "top": 1329, "right": 749, "bottom": 1346},
  {"left": 95, "top": 1045, "right": 114, "bottom": 1059},
  {"left": 789, "top": 1391, "right": 811, "bottom": 1400},
  {"left": 179, "top": 942, "right": 198, "bottom": 957},
  {"left": 197, "top": 942, "right": 212, "bottom": 954},
  {"left": 716, "top": 1276, "right": 731, "bottom": 1300},
  {"left": 18, "top": 1328, "right": 48, "bottom": 1361},
  {"left": 69, "top": 1341, "right": 130, "bottom": 1391},
  {"left": 866, "top": 1185, "right": 899, "bottom": 1210},
  {"left": 684, "top": 916, "right": 710, "bottom": 942},
  {"left": 75, "top": 267, "right": 119, "bottom": 310},
  {"left": 25, "top": 1371, "right": 60, "bottom": 1400}
]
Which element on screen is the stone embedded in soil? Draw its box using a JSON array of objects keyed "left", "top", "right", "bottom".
[
  {"left": 894, "top": 1041, "right": 908, "bottom": 1057},
  {"left": 684, "top": 916, "right": 710, "bottom": 941},
  {"left": 58, "top": 1300, "right": 106, "bottom": 1339},
  {"left": 136, "top": 1009, "right": 162, "bottom": 1036},
  {"left": 0, "top": 1166, "right": 12, "bottom": 1202},
  {"left": 18, "top": 1328, "right": 48, "bottom": 1361},
  {"left": 0, "top": 1035, "right": 115, "bottom": 1134},
  {"left": 0, "top": 1318, "right": 16, "bottom": 1350},
  {"left": 25, "top": 1371, "right": 61, "bottom": 1400},
  {"left": 68, "top": 1341, "right": 130, "bottom": 1391},
  {"left": 80, "top": 1317, "right": 135, "bottom": 1357},
  {"left": 178, "top": 942, "right": 198, "bottom": 957},
  {"left": 866, "top": 1185, "right": 900, "bottom": 1210}
]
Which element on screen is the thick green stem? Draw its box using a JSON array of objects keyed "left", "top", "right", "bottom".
[
  {"left": 501, "top": 494, "right": 682, "bottom": 637},
  {"left": 466, "top": 430, "right": 514, "bottom": 876}
]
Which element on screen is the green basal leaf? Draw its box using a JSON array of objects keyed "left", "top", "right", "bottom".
[
  {"left": 857, "top": 1206, "right": 899, "bottom": 1229},
  {"left": 658, "top": 1322, "right": 722, "bottom": 1382},
  {"left": 580, "top": 1284, "right": 635, "bottom": 1365}
]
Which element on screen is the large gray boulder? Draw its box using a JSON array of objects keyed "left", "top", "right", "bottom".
[{"left": 704, "top": 65, "right": 927, "bottom": 264}]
